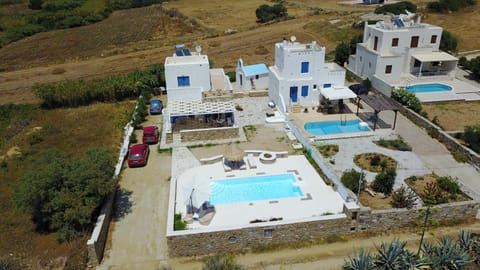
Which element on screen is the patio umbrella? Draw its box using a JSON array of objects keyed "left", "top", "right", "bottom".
[
  {"left": 224, "top": 143, "right": 244, "bottom": 162},
  {"left": 182, "top": 175, "right": 211, "bottom": 210}
]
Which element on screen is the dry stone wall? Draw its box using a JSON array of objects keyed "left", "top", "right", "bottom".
[{"left": 180, "top": 127, "right": 239, "bottom": 142}]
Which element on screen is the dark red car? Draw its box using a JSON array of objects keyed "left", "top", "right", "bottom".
[
  {"left": 142, "top": 126, "right": 159, "bottom": 144},
  {"left": 127, "top": 144, "right": 150, "bottom": 168}
]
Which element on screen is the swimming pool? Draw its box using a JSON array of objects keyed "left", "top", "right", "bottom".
[
  {"left": 304, "top": 119, "right": 370, "bottom": 135},
  {"left": 210, "top": 174, "right": 303, "bottom": 205},
  {"left": 406, "top": 83, "right": 452, "bottom": 93}
]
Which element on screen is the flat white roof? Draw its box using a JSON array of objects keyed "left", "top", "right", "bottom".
[
  {"left": 321, "top": 86, "right": 357, "bottom": 100},
  {"left": 167, "top": 100, "right": 235, "bottom": 117},
  {"left": 175, "top": 155, "right": 347, "bottom": 230},
  {"left": 165, "top": 54, "right": 209, "bottom": 65},
  {"left": 412, "top": 52, "right": 458, "bottom": 62}
]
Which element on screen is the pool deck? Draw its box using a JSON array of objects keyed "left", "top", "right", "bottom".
[
  {"left": 395, "top": 77, "right": 480, "bottom": 102},
  {"left": 174, "top": 155, "right": 346, "bottom": 230}
]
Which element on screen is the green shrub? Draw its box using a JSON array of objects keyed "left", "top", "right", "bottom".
[
  {"left": 42, "top": 0, "right": 85, "bottom": 12},
  {"left": 391, "top": 88, "right": 423, "bottom": 113},
  {"left": 29, "top": 133, "right": 43, "bottom": 145},
  {"left": 203, "top": 255, "right": 244, "bottom": 270},
  {"left": 174, "top": 213, "right": 187, "bottom": 230},
  {"left": 375, "top": 1, "right": 417, "bottom": 14},
  {"left": 422, "top": 182, "right": 448, "bottom": 205},
  {"left": 437, "top": 176, "right": 460, "bottom": 195},
  {"left": 464, "top": 125, "right": 480, "bottom": 153},
  {"left": 440, "top": 30, "right": 458, "bottom": 53},
  {"left": 341, "top": 169, "right": 366, "bottom": 192},
  {"left": 427, "top": 0, "right": 475, "bottom": 13},
  {"left": 29, "top": 0, "right": 43, "bottom": 9},
  {"left": 129, "top": 132, "right": 137, "bottom": 144},
  {"left": 370, "top": 154, "right": 381, "bottom": 166},
  {"left": 255, "top": 3, "right": 288, "bottom": 23},
  {"left": 371, "top": 168, "right": 396, "bottom": 195},
  {"left": 391, "top": 185, "right": 417, "bottom": 209}
]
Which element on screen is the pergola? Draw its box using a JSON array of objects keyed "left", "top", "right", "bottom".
[{"left": 356, "top": 94, "right": 402, "bottom": 131}]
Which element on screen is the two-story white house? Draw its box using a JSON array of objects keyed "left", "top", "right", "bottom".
[
  {"left": 235, "top": 59, "right": 269, "bottom": 91},
  {"left": 269, "top": 39, "right": 354, "bottom": 113},
  {"left": 348, "top": 15, "right": 458, "bottom": 96}
]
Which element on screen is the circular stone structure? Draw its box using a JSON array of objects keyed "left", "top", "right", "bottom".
[{"left": 259, "top": 152, "right": 276, "bottom": 163}]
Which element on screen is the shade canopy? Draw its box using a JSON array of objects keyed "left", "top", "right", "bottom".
[
  {"left": 412, "top": 52, "right": 457, "bottom": 62},
  {"left": 182, "top": 175, "right": 211, "bottom": 209},
  {"left": 320, "top": 86, "right": 357, "bottom": 100},
  {"left": 224, "top": 143, "right": 244, "bottom": 162}
]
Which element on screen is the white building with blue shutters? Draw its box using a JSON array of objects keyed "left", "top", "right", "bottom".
[{"left": 269, "top": 39, "right": 352, "bottom": 113}]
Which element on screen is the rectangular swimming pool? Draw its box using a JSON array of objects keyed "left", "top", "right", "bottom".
[
  {"left": 210, "top": 174, "right": 303, "bottom": 205},
  {"left": 304, "top": 119, "right": 369, "bottom": 135}
]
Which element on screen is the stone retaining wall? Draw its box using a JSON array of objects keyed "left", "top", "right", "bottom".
[
  {"left": 180, "top": 126, "right": 239, "bottom": 142},
  {"left": 167, "top": 201, "right": 480, "bottom": 257}
]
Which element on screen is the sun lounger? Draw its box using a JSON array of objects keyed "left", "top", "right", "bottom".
[
  {"left": 198, "top": 201, "right": 216, "bottom": 226},
  {"left": 247, "top": 155, "right": 257, "bottom": 169}
]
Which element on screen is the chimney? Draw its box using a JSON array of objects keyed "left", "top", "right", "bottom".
[{"left": 416, "top": 15, "right": 421, "bottom": 24}]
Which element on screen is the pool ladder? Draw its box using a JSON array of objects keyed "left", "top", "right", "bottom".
[{"left": 340, "top": 115, "right": 347, "bottom": 126}]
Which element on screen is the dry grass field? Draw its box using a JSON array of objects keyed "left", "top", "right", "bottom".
[
  {"left": 0, "top": 102, "right": 134, "bottom": 268},
  {"left": 422, "top": 101, "right": 480, "bottom": 131}
]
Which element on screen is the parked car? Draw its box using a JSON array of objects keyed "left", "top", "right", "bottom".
[
  {"left": 150, "top": 99, "right": 163, "bottom": 115},
  {"left": 142, "top": 126, "right": 159, "bottom": 144},
  {"left": 348, "top": 83, "right": 368, "bottom": 95},
  {"left": 127, "top": 144, "right": 150, "bottom": 167}
]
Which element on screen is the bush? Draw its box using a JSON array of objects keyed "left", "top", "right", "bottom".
[
  {"left": 440, "top": 30, "right": 458, "bottom": 53},
  {"left": 255, "top": 3, "right": 288, "bottom": 23},
  {"left": 422, "top": 182, "right": 448, "bottom": 205},
  {"left": 174, "top": 213, "right": 186, "bottom": 230},
  {"left": 427, "top": 0, "right": 475, "bottom": 13},
  {"left": 341, "top": 169, "right": 366, "bottom": 192},
  {"left": 437, "top": 176, "right": 460, "bottom": 195},
  {"left": 464, "top": 125, "right": 480, "bottom": 153},
  {"left": 14, "top": 148, "right": 116, "bottom": 241},
  {"left": 371, "top": 168, "right": 396, "bottom": 195},
  {"left": 42, "top": 0, "right": 85, "bottom": 12},
  {"left": 370, "top": 154, "right": 381, "bottom": 166},
  {"left": 374, "top": 1, "right": 417, "bottom": 14},
  {"left": 334, "top": 42, "right": 350, "bottom": 66},
  {"left": 391, "top": 185, "right": 417, "bottom": 209},
  {"left": 29, "top": 133, "right": 43, "bottom": 145},
  {"left": 391, "top": 88, "right": 423, "bottom": 113},
  {"left": 29, "top": 0, "right": 43, "bottom": 9},
  {"left": 226, "top": 71, "right": 236, "bottom": 82},
  {"left": 203, "top": 255, "right": 244, "bottom": 270}
]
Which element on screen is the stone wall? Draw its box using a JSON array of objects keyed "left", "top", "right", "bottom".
[
  {"left": 248, "top": 90, "right": 269, "bottom": 97},
  {"left": 180, "top": 126, "right": 239, "bottom": 142},
  {"left": 167, "top": 201, "right": 480, "bottom": 257},
  {"left": 167, "top": 215, "right": 355, "bottom": 257},
  {"left": 390, "top": 98, "right": 480, "bottom": 167}
]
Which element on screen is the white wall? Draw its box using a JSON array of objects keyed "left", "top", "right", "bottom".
[{"left": 165, "top": 58, "right": 211, "bottom": 101}]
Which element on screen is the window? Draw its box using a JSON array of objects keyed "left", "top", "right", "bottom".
[
  {"left": 431, "top": 35, "right": 437, "bottom": 44},
  {"left": 323, "top": 83, "right": 332, "bottom": 88},
  {"left": 301, "top": 62, "right": 309, "bottom": 73},
  {"left": 177, "top": 76, "right": 190, "bottom": 87},
  {"left": 264, "top": 229, "right": 273, "bottom": 238},
  {"left": 410, "top": 36, "right": 419, "bottom": 48},
  {"left": 391, "top": 38, "right": 399, "bottom": 47},
  {"left": 374, "top": 36, "right": 378, "bottom": 51},
  {"left": 301, "top": 85, "right": 308, "bottom": 97},
  {"left": 313, "top": 84, "right": 317, "bottom": 89},
  {"left": 385, "top": 65, "right": 392, "bottom": 74},
  {"left": 255, "top": 74, "right": 259, "bottom": 80}
]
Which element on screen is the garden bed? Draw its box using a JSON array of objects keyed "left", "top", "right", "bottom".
[
  {"left": 405, "top": 174, "right": 471, "bottom": 205},
  {"left": 373, "top": 138, "right": 412, "bottom": 151},
  {"left": 354, "top": 153, "right": 397, "bottom": 172},
  {"left": 359, "top": 191, "right": 393, "bottom": 209},
  {"left": 314, "top": 144, "right": 339, "bottom": 158}
]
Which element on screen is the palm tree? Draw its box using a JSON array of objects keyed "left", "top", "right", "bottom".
[{"left": 343, "top": 248, "right": 375, "bottom": 270}]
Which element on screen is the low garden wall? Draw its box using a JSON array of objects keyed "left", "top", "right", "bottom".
[
  {"left": 167, "top": 201, "right": 480, "bottom": 257},
  {"left": 180, "top": 126, "right": 239, "bottom": 142}
]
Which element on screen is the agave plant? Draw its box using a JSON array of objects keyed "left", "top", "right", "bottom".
[
  {"left": 374, "top": 238, "right": 414, "bottom": 270},
  {"left": 343, "top": 248, "right": 375, "bottom": 270},
  {"left": 428, "top": 236, "right": 470, "bottom": 270},
  {"left": 458, "top": 230, "right": 474, "bottom": 252}
]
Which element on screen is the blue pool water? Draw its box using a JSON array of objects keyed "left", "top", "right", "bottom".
[
  {"left": 210, "top": 174, "right": 303, "bottom": 205},
  {"left": 304, "top": 119, "right": 369, "bottom": 135},
  {"left": 406, "top": 83, "right": 452, "bottom": 93}
]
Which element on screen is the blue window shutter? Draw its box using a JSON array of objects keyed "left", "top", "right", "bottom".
[
  {"left": 177, "top": 76, "right": 190, "bottom": 87},
  {"left": 323, "top": 83, "right": 332, "bottom": 88},
  {"left": 301, "top": 62, "right": 309, "bottom": 73},
  {"left": 301, "top": 86, "right": 308, "bottom": 97}
]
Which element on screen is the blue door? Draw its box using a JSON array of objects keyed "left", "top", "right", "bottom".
[{"left": 290, "top": 86, "right": 298, "bottom": 102}]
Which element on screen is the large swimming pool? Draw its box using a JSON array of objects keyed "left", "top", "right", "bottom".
[
  {"left": 406, "top": 83, "right": 452, "bottom": 93},
  {"left": 210, "top": 174, "right": 303, "bottom": 205},
  {"left": 304, "top": 119, "right": 370, "bottom": 135}
]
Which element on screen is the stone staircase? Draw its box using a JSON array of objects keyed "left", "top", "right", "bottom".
[
  {"left": 172, "top": 133, "right": 182, "bottom": 145},
  {"left": 290, "top": 104, "right": 302, "bottom": 113}
]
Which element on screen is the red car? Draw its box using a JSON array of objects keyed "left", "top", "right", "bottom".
[
  {"left": 127, "top": 144, "right": 150, "bottom": 168},
  {"left": 142, "top": 126, "right": 159, "bottom": 144}
]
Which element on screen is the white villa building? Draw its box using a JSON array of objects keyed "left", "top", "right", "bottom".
[
  {"left": 348, "top": 15, "right": 458, "bottom": 95},
  {"left": 162, "top": 45, "right": 237, "bottom": 143},
  {"left": 235, "top": 59, "right": 269, "bottom": 91},
  {"left": 269, "top": 39, "right": 355, "bottom": 113}
]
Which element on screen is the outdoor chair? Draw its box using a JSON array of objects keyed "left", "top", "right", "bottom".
[{"left": 198, "top": 201, "right": 216, "bottom": 225}]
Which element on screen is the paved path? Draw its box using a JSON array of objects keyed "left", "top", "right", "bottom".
[{"left": 381, "top": 111, "right": 480, "bottom": 200}]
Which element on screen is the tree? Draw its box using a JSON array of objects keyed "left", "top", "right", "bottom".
[
  {"left": 29, "top": 0, "right": 43, "bottom": 10},
  {"left": 14, "top": 148, "right": 116, "bottom": 241},
  {"left": 335, "top": 42, "right": 350, "bottom": 66},
  {"left": 371, "top": 168, "right": 396, "bottom": 195},
  {"left": 440, "top": 30, "right": 458, "bottom": 53},
  {"left": 255, "top": 3, "right": 288, "bottom": 23},
  {"left": 341, "top": 169, "right": 366, "bottom": 193},
  {"left": 464, "top": 125, "right": 480, "bottom": 153}
]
